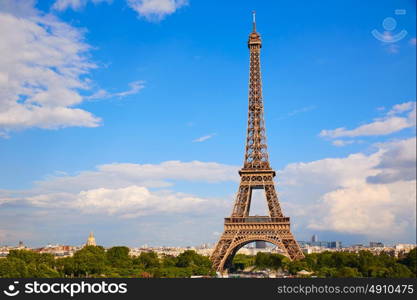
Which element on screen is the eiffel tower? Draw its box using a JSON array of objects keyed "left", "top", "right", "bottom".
[{"left": 210, "top": 12, "right": 304, "bottom": 273}]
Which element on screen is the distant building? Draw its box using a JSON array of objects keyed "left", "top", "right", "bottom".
[
  {"left": 328, "top": 241, "right": 342, "bottom": 249},
  {"left": 395, "top": 244, "right": 416, "bottom": 252},
  {"left": 85, "top": 232, "right": 96, "bottom": 246},
  {"left": 255, "top": 241, "right": 266, "bottom": 249},
  {"left": 311, "top": 234, "right": 318, "bottom": 243},
  {"left": 369, "top": 242, "right": 384, "bottom": 248}
]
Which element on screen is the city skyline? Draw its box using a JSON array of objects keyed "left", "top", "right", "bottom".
[{"left": 0, "top": 0, "right": 416, "bottom": 248}]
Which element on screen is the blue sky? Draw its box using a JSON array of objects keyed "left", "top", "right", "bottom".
[{"left": 0, "top": 0, "right": 415, "bottom": 248}]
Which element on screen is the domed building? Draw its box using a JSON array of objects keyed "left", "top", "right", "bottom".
[{"left": 85, "top": 232, "right": 96, "bottom": 247}]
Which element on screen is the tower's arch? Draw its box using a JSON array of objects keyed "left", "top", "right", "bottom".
[{"left": 218, "top": 236, "right": 291, "bottom": 272}]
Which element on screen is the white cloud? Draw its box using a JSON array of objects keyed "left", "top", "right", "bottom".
[
  {"left": 331, "top": 140, "right": 355, "bottom": 147},
  {"left": 320, "top": 101, "right": 416, "bottom": 139},
  {"left": 32, "top": 160, "right": 238, "bottom": 194},
  {"left": 410, "top": 37, "right": 416, "bottom": 45},
  {"left": 52, "top": 0, "right": 112, "bottom": 11},
  {"left": 0, "top": 0, "right": 37, "bottom": 16},
  {"left": 388, "top": 101, "right": 416, "bottom": 115},
  {"left": 279, "top": 137, "right": 416, "bottom": 241},
  {"left": 86, "top": 80, "right": 145, "bottom": 100},
  {"left": 193, "top": 133, "right": 216, "bottom": 143},
  {"left": 0, "top": 0, "right": 143, "bottom": 137},
  {"left": 368, "top": 137, "right": 416, "bottom": 183},
  {"left": 25, "top": 185, "right": 213, "bottom": 218},
  {"left": 1, "top": 137, "right": 415, "bottom": 244},
  {"left": 3, "top": 161, "right": 235, "bottom": 221},
  {"left": 0, "top": 0, "right": 101, "bottom": 135},
  {"left": 0, "top": 160, "right": 237, "bottom": 213},
  {"left": 309, "top": 181, "right": 415, "bottom": 238},
  {"left": 127, "top": 0, "right": 187, "bottom": 21},
  {"left": 74, "top": 186, "right": 207, "bottom": 217}
]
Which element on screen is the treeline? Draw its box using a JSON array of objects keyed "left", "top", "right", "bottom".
[
  {"left": 0, "top": 246, "right": 215, "bottom": 278},
  {"left": 1, "top": 247, "right": 415, "bottom": 278},
  {"left": 232, "top": 248, "right": 417, "bottom": 278}
]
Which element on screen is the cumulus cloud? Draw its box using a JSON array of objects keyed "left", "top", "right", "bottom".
[
  {"left": 320, "top": 101, "right": 416, "bottom": 139},
  {"left": 279, "top": 137, "right": 416, "bottom": 241},
  {"left": 32, "top": 160, "right": 238, "bottom": 193},
  {"left": 74, "top": 186, "right": 207, "bottom": 217},
  {"left": 3, "top": 137, "right": 416, "bottom": 244},
  {"left": 25, "top": 185, "right": 214, "bottom": 218},
  {"left": 127, "top": 0, "right": 187, "bottom": 21},
  {"left": 2, "top": 161, "right": 237, "bottom": 217},
  {"left": 52, "top": 0, "right": 112, "bottom": 11},
  {"left": 1, "top": 141, "right": 415, "bottom": 244},
  {"left": 309, "top": 181, "right": 415, "bottom": 238},
  {"left": 367, "top": 138, "right": 416, "bottom": 184},
  {"left": 0, "top": 0, "right": 100, "bottom": 135},
  {"left": 0, "top": 0, "right": 143, "bottom": 137}
]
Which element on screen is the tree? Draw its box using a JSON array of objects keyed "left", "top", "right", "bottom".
[
  {"left": 335, "top": 267, "right": 361, "bottom": 278},
  {"left": 55, "top": 257, "right": 75, "bottom": 277},
  {"left": 399, "top": 248, "right": 416, "bottom": 277},
  {"left": 161, "top": 255, "right": 178, "bottom": 267},
  {"left": 269, "top": 254, "right": 286, "bottom": 270},
  {"left": 317, "top": 266, "right": 337, "bottom": 278},
  {"left": 106, "top": 246, "right": 131, "bottom": 268},
  {"left": 28, "top": 263, "right": 60, "bottom": 278},
  {"left": 388, "top": 263, "right": 413, "bottom": 278},
  {"left": 73, "top": 246, "right": 106, "bottom": 277},
  {"left": 0, "top": 257, "right": 28, "bottom": 277},
  {"left": 232, "top": 254, "right": 255, "bottom": 271},
  {"left": 254, "top": 252, "right": 271, "bottom": 269},
  {"left": 176, "top": 250, "right": 211, "bottom": 268},
  {"left": 7, "top": 250, "right": 38, "bottom": 264},
  {"left": 287, "top": 260, "right": 310, "bottom": 275},
  {"left": 135, "top": 251, "right": 160, "bottom": 269}
]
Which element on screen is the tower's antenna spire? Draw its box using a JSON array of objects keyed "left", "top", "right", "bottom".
[{"left": 252, "top": 10, "right": 256, "bottom": 32}]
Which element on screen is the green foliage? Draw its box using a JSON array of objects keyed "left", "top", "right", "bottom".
[
  {"left": 2, "top": 247, "right": 414, "bottom": 278},
  {"left": 254, "top": 252, "right": 286, "bottom": 270},
  {"left": 0, "top": 248, "right": 214, "bottom": 278},
  {"left": 232, "top": 248, "right": 417, "bottom": 278},
  {"left": 175, "top": 250, "right": 214, "bottom": 277},
  {"left": 399, "top": 248, "right": 417, "bottom": 276},
  {"left": 334, "top": 267, "right": 361, "bottom": 278},
  {"left": 176, "top": 250, "right": 211, "bottom": 268},
  {"left": 55, "top": 256, "right": 75, "bottom": 277},
  {"left": 72, "top": 246, "right": 106, "bottom": 277},
  {"left": 232, "top": 254, "right": 255, "bottom": 271},
  {"left": 134, "top": 251, "right": 160, "bottom": 269},
  {"left": 1, "top": 250, "right": 58, "bottom": 278},
  {"left": 0, "top": 257, "right": 29, "bottom": 277},
  {"left": 287, "top": 260, "right": 310, "bottom": 275},
  {"left": 106, "top": 246, "right": 131, "bottom": 268}
]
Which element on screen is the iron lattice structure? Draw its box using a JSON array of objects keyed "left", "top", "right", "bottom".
[{"left": 210, "top": 12, "right": 304, "bottom": 273}]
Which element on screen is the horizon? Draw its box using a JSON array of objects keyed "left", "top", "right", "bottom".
[
  {"left": 1, "top": 234, "right": 415, "bottom": 249},
  {"left": 0, "top": 0, "right": 416, "bottom": 248}
]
